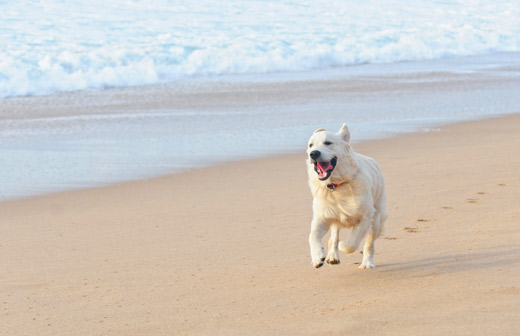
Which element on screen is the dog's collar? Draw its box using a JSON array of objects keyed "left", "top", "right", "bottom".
[{"left": 326, "top": 182, "right": 347, "bottom": 191}]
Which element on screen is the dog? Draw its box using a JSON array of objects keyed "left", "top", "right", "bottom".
[{"left": 307, "top": 123, "right": 388, "bottom": 269}]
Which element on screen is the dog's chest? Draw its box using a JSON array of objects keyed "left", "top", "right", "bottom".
[{"left": 315, "top": 193, "right": 361, "bottom": 227}]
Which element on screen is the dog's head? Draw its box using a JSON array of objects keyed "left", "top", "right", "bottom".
[{"left": 306, "top": 123, "right": 357, "bottom": 182}]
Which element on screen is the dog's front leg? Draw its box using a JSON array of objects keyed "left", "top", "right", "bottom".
[{"left": 309, "top": 219, "right": 328, "bottom": 268}]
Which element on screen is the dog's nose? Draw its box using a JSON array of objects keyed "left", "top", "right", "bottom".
[{"left": 309, "top": 150, "right": 321, "bottom": 160}]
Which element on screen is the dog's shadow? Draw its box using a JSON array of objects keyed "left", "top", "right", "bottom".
[{"left": 376, "top": 245, "right": 520, "bottom": 277}]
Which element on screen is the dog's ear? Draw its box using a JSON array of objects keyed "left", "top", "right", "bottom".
[
  {"left": 313, "top": 128, "right": 326, "bottom": 134},
  {"left": 338, "top": 123, "right": 350, "bottom": 143}
]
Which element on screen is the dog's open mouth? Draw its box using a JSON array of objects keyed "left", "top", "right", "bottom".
[{"left": 313, "top": 157, "right": 337, "bottom": 181}]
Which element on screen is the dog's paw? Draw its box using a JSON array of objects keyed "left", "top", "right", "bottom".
[
  {"left": 338, "top": 241, "right": 356, "bottom": 254},
  {"left": 326, "top": 256, "right": 340, "bottom": 265},
  {"left": 312, "top": 257, "right": 326, "bottom": 268},
  {"left": 326, "top": 251, "right": 340, "bottom": 265},
  {"left": 358, "top": 261, "right": 376, "bottom": 269},
  {"left": 311, "top": 247, "right": 326, "bottom": 268}
]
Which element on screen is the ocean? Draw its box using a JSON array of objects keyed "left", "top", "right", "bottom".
[
  {"left": 1, "top": 0, "right": 520, "bottom": 201},
  {"left": 1, "top": 0, "right": 519, "bottom": 98}
]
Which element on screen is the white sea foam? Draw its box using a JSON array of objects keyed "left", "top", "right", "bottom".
[{"left": 1, "top": 0, "right": 519, "bottom": 97}]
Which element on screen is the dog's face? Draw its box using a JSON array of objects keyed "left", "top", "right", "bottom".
[{"left": 307, "top": 124, "right": 352, "bottom": 182}]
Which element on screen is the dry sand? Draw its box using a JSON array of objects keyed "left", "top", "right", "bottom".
[{"left": 2, "top": 114, "right": 520, "bottom": 335}]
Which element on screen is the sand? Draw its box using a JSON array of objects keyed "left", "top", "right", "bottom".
[{"left": 2, "top": 114, "right": 520, "bottom": 335}]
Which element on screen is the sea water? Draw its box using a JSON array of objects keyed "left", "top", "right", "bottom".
[
  {"left": 1, "top": 0, "right": 519, "bottom": 98},
  {"left": 1, "top": 1, "right": 520, "bottom": 201}
]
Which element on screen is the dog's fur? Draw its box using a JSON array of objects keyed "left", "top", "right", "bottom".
[{"left": 306, "top": 124, "right": 388, "bottom": 269}]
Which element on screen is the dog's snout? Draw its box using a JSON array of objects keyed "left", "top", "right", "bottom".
[{"left": 309, "top": 150, "right": 321, "bottom": 160}]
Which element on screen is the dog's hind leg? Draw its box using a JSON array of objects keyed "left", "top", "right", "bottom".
[
  {"left": 359, "top": 231, "right": 376, "bottom": 269},
  {"left": 338, "top": 215, "right": 371, "bottom": 255},
  {"left": 359, "top": 212, "right": 384, "bottom": 269},
  {"left": 326, "top": 224, "right": 340, "bottom": 265},
  {"left": 309, "top": 219, "right": 328, "bottom": 268}
]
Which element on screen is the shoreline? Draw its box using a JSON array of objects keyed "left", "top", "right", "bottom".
[
  {"left": 2, "top": 113, "right": 520, "bottom": 335},
  {"left": 2, "top": 53, "right": 520, "bottom": 201},
  {"left": 0, "top": 111, "right": 517, "bottom": 205}
]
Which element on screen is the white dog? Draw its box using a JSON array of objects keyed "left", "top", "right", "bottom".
[{"left": 307, "top": 124, "right": 388, "bottom": 269}]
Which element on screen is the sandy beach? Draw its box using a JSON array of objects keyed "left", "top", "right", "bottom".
[
  {"left": 2, "top": 112, "right": 519, "bottom": 335},
  {"left": 3, "top": 1, "right": 520, "bottom": 334}
]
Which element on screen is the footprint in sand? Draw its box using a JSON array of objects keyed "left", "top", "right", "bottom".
[
  {"left": 467, "top": 198, "right": 479, "bottom": 204},
  {"left": 403, "top": 227, "right": 421, "bottom": 233},
  {"left": 384, "top": 237, "right": 398, "bottom": 240},
  {"left": 442, "top": 206, "right": 454, "bottom": 210},
  {"left": 417, "top": 218, "right": 433, "bottom": 223}
]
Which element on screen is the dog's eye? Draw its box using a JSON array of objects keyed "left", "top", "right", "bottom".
[
  {"left": 308, "top": 143, "right": 313, "bottom": 148},
  {"left": 324, "top": 141, "right": 333, "bottom": 146}
]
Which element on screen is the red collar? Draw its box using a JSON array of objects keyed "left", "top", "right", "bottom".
[{"left": 326, "top": 182, "right": 347, "bottom": 191}]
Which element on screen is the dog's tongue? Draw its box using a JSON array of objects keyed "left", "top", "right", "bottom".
[{"left": 317, "top": 161, "right": 333, "bottom": 172}]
